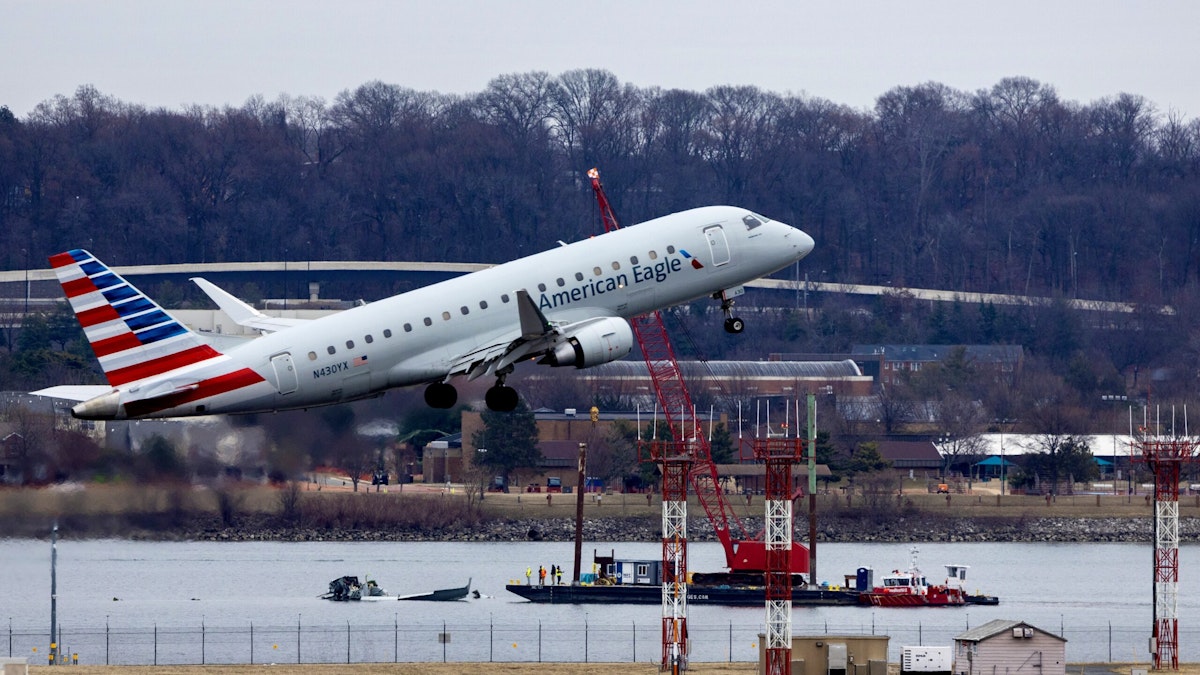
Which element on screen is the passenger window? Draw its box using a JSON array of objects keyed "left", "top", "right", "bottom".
[
  {"left": 501, "top": 294, "right": 510, "bottom": 303},
  {"left": 423, "top": 317, "right": 432, "bottom": 326},
  {"left": 308, "top": 352, "right": 317, "bottom": 361},
  {"left": 630, "top": 256, "right": 639, "bottom": 265},
  {"left": 556, "top": 278, "right": 565, "bottom": 287},
  {"left": 345, "top": 340, "right": 354, "bottom": 349},
  {"left": 593, "top": 267, "right": 602, "bottom": 276},
  {"left": 649, "top": 250, "right": 658, "bottom": 260},
  {"left": 575, "top": 272, "right": 584, "bottom": 281},
  {"left": 442, "top": 311, "right": 451, "bottom": 321},
  {"left": 384, "top": 329, "right": 393, "bottom": 337},
  {"left": 327, "top": 346, "right": 336, "bottom": 355},
  {"left": 538, "top": 283, "right": 547, "bottom": 292},
  {"left": 460, "top": 306, "right": 469, "bottom": 315},
  {"left": 365, "top": 335, "right": 374, "bottom": 344},
  {"left": 611, "top": 261, "right": 620, "bottom": 270},
  {"left": 667, "top": 245, "right": 676, "bottom": 254},
  {"left": 479, "top": 300, "right": 488, "bottom": 309}
]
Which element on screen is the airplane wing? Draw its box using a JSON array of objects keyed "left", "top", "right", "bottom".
[
  {"left": 445, "top": 289, "right": 631, "bottom": 381},
  {"left": 191, "top": 277, "right": 311, "bottom": 334}
]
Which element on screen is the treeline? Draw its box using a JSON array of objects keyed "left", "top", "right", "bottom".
[{"left": 2, "top": 71, "right": 1199, "bottom": 305}]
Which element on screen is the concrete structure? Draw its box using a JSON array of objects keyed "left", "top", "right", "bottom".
[
  {"left": 574, "top": 360, "right": 873, "bottom": 406},
  {"left": 953, "top": 620, "right": 1065, "bottom": 675},
  {"left": 757, "top": 634, "right": 889, "bottom": 675}
]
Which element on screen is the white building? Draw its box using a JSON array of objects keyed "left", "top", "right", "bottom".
[{"left": 953, "top": 619, "right": 1066, "bottom": 675}]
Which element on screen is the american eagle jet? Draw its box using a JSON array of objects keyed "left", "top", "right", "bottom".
[{"left": 35, "top": 206, "right": 814, "bottom": 419}]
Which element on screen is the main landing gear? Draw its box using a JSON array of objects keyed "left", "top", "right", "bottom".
[
  {"left": 423, "top": 377, "right": 520, "bottom": 412},
  {"left": 485, "top": 370, "right": 519, "bottom": 412},
  {"left": 424, "top": 382, "right": 457, "bottom": 409},
  {"left": 485, "top": 384, "right": 519, "bottom": 412}
]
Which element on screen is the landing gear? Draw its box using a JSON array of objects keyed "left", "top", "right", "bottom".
[
  {"left": 715, "top": 290, "right": 745, "bottom": 334},
  {"left": 424, "top": 382, "right": 458, "bottom": 409},
  {"left": 485, "top": 384, "right": 519, "bottom": 412}
]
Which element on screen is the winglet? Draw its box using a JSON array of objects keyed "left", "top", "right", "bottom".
[{"left": 516, "top": 289, "right": 552, "bottom": 339}]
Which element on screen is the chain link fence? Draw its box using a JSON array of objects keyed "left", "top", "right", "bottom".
[{"left": 7, "top": 618, "right": 1186, "bottom": 666}]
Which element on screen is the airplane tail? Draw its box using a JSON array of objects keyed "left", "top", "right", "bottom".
[{"left": 49, "top": 249, "right": 223, "bottom": 387}]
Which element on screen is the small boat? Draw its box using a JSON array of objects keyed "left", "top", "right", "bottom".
[
  {"left": 396, "top": 578, "right": 472, "bottom": 602},
  {"left": 857, "top": 547, "right": 975, "bottom": 607}
]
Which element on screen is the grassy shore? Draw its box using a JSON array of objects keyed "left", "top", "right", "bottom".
[{"left": 0, "top": 480, "right": 1193, "bottom": 541}]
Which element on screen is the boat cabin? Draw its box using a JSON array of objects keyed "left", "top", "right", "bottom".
[{"left": 608, "top": 559, "right": 662, "bottom": 586}]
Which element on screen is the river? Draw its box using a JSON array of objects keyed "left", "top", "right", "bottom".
[{"left": 0, "top": 539, "right": 1193, "bottom": 665}]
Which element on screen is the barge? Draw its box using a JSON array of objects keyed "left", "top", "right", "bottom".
[{"left": 505, "top": 550, "right": 997, "bottom": 607}]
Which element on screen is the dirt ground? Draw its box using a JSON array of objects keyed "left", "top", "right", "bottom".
[
  {"left": 21, "top": 663, "right": 1196, "bottom": 675},
  {"left": 25, "top": 663, "right": 757, "bottom": 674}
]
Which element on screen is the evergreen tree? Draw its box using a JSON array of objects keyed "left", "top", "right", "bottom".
[{"left": 471, "top": 401, "right": 540, "bottom": 485}]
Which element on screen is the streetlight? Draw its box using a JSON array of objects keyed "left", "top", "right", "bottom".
[
  {"left": 937, "top": 433, "right": 951, "bottom": 479},
  {"left": 998, "top": 420, "right": 1009, "bottom": 496},
  {"left": 477, "top": 447, "right": 488, "bottom": 500}
]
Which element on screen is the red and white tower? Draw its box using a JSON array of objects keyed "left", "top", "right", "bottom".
[
  {"left": 1134, "top": 423, "right": 1198, "bottom": 670},
  {"left": 648, "top": 441, "right": 692, "bottom": 673},
  {"left": 753, "top": 435, "right": 804, "bottom": 675}
]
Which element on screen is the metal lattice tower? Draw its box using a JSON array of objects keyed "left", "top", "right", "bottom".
[
  {"left": 1134, "top": 430, "right": 1199, "bottom": 670},
  {"left": 754, "top": 437, "right": 804, "bottom": 675},
  {"left": 648, "top": 441, "right": 692, "bottom": 673}
]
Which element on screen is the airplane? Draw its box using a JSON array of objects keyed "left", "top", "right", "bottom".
[{"left": 34, "top": 206, "right": 814, "bottom": 420}]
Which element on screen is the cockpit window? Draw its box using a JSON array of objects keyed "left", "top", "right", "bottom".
[{"left": 743, "top": 213, "right": 766, "bottom": 230}]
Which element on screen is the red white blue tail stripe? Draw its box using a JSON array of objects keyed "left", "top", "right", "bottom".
[{"left": 49, "top": 249, "right": 225, "bottom": 386}]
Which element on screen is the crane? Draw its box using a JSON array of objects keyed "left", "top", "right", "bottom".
[{"left": 586, "top": 168, "right": 808, "bottom": 575}]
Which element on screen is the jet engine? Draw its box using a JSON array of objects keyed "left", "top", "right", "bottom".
[{"left": 543, "top": 317, "right": 633, "bottom": 368}]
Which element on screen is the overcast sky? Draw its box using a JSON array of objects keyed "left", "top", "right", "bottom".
[{"left": 3, "top": 0, "right": 1198, "bottom": 120}]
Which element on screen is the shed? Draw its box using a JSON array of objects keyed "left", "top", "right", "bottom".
[
  {"left": 953, "top": 619, "right": 1065, "bottom": 675},
  {"left": 972, "top": 456, "right": 1017, "bottom": 479},
  {"left": 877, "top": 440, "right": 942, "bottom": 474}
]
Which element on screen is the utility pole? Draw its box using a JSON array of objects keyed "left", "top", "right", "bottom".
[
  {"left": 50, "top": 522, "right": 58, "bottom": 666},
  {"left": 573, "top": 441, "right": 587, "bottom": 583}
]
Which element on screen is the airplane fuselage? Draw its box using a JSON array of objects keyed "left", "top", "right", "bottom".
[{"left": 60, "top": 206, "right": 814, "bottom": 419}]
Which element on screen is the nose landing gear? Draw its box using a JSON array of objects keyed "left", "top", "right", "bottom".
[{"left": 715, "top": 290, "right": 745, "bottom": 334}]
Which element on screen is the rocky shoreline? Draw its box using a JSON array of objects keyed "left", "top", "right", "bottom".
[{"left": 177, "top": 513, "right": 1198, "bottom": 544}]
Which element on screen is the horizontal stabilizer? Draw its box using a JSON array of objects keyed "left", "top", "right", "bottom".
[
  {"left": 31, "top": 385, "right": 114, "bottom": 402},
  {"left": 191, "top": 277, "right": 310, "bottom": 333}
]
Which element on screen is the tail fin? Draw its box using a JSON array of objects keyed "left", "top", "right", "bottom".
[{"left": 49, "top": 249, "right": 223, "bottom": 387}]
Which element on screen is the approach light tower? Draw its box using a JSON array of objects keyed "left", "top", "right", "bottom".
[
  {"left": 753, "top": 400, "right": 808, "bottom": 675},
  {"left": 646, "top": 439, "right": 692, "bottom": 674},
  {"left": 1133, "top": 414, "right": 1199, "bottom": 670}
]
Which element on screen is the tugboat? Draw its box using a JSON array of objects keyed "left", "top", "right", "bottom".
[{"left": 857, "top": 547, "right": 968, "bottom": 607}]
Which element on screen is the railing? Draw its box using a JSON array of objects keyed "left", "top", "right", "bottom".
[{"left": 5, "top": 619, "right": 1187, "bottom": 665}]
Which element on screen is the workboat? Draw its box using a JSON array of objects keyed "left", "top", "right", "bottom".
[{"left": 856, "top": 547, "right": 996, "bottom": 607}]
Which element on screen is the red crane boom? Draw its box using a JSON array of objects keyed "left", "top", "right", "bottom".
[{"left": 587, "top": 168, "right": 807, "bottom": 574}]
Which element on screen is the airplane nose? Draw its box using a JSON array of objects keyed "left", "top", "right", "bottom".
[{"left": 783, "top": 225, "right": 815, "bottom": 260}]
